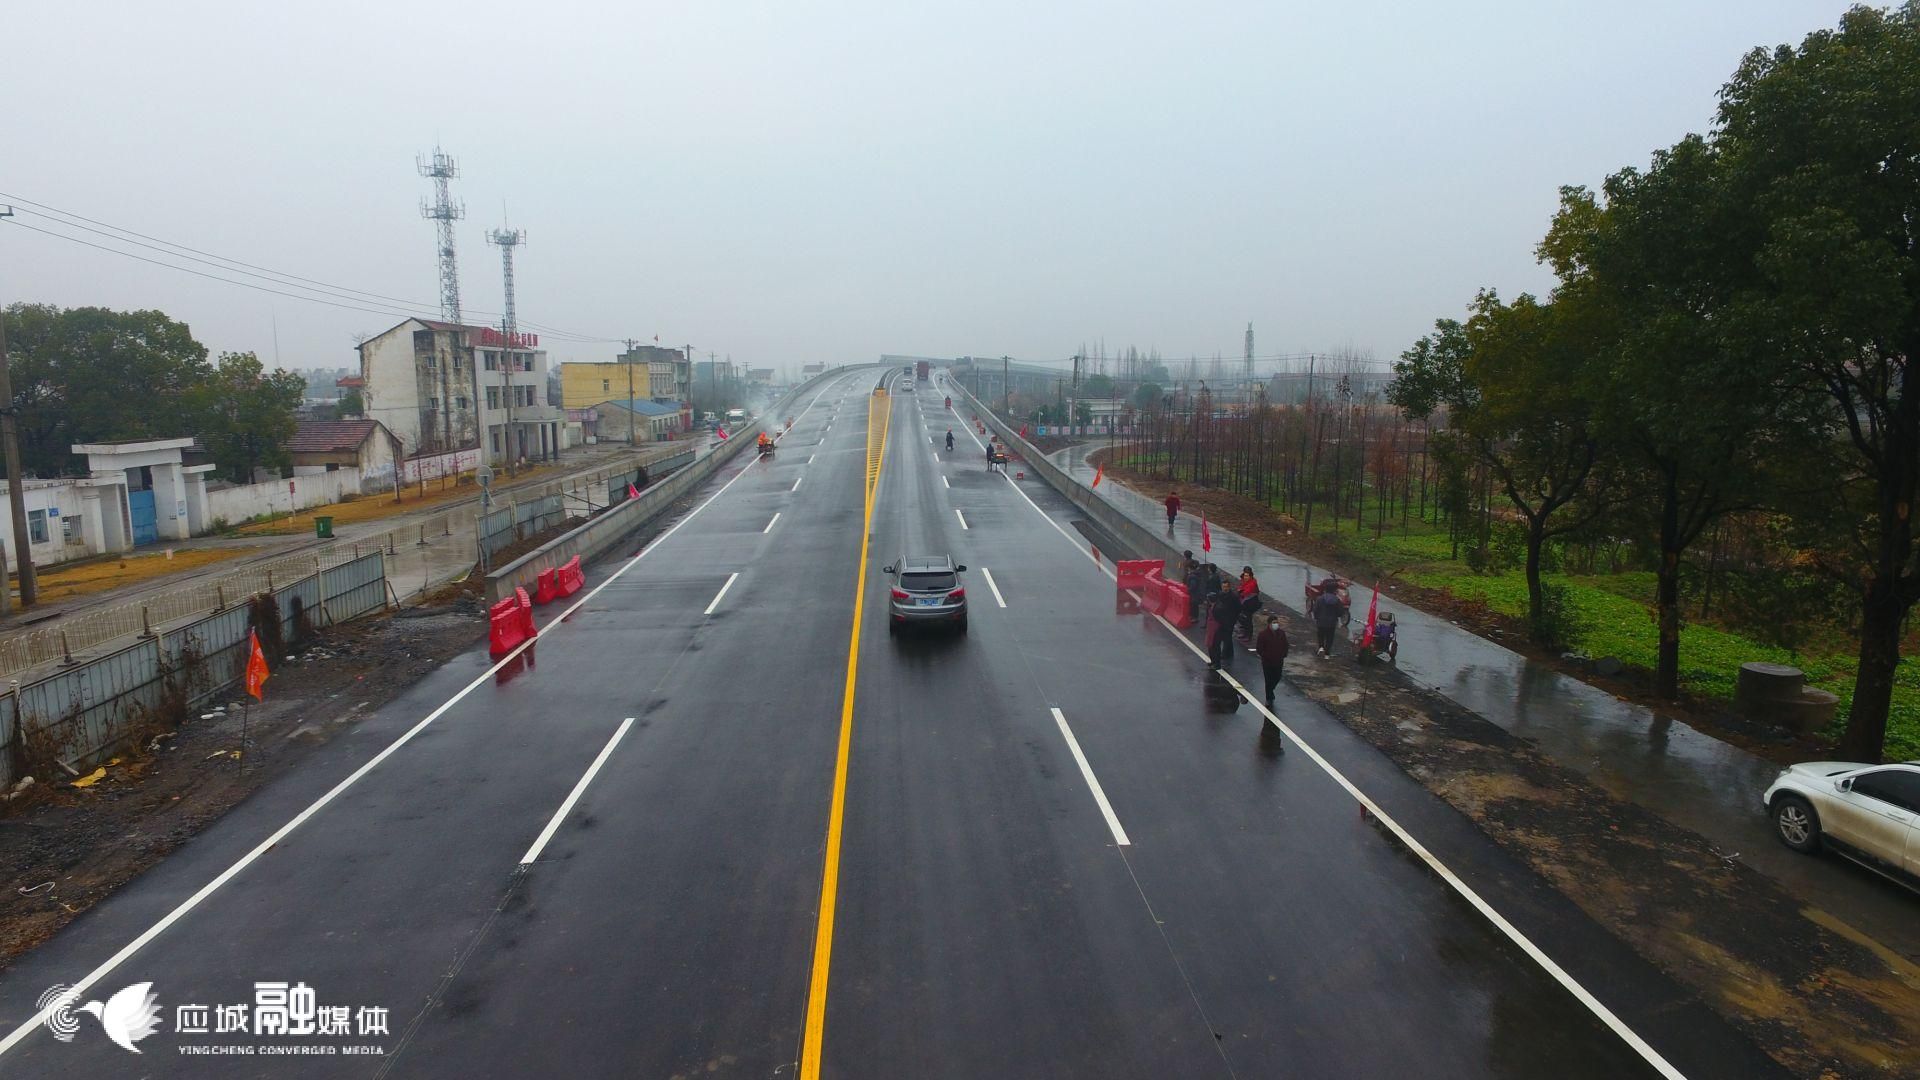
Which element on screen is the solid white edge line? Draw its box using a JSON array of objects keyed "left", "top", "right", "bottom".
[
  {"left": 955, "top": 508, "right": 968, "bottom": 530},
  {"left": 0, "top": 369, "right": 862, "bottom": 1060},
  {"left": 519, "top": 717, "right": 636, "bottom": 864},
  {"left": 1050, "top": 708, "right": 1130, "bottom": 846},
  {"left": 704, "top": 571, "right": 740, "bottom": 615},
  {"left": 960, "top": 393, "right": 1687, "bottom": 1080},
  {"left": 792, "top": 477, "right": 803, "bottom": 493},
  {"left": 980, "top": 567, "right": 1007, "bottom": 608},
  {"left": 764, "top": 512, "right": 781, "bottom": 534}
]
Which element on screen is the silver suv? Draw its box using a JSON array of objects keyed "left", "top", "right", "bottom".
[
  {"left": 1764, "top": 760, "right": 1920, "bottom": 892},
  {"left": 883, "top": 555, "right": 968, "bottom": 635}
]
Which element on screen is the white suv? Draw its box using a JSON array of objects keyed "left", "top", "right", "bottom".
[{"left": 1764, "top": 761, "right": 1920, "bottom": 891}]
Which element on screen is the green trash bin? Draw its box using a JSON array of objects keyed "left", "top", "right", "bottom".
[{"left": 314, "top": 515, "right": 334, "bottom": 539}]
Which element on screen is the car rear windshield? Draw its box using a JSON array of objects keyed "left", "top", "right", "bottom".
[{"left": 901, "top": 572, "right": 957, "bottom": 592}]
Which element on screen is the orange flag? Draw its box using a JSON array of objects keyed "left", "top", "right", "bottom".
[
  {"left": 1091, "top": 464, "right": 1105, "bottom": 488},
  {"left": 245, "top": 629, "right": 270, "bottom": 701}
]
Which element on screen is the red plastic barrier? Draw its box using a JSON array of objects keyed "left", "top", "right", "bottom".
[
  {"left": 533, "top": 567, "right": 559, "bottom": 605},
  {"left": 556, "top": 556, "right": 585, "bottom": 597},
  {"left": 1161, "top": 582, "right": 1193, "bottom": 628},
  {"left": 488, "top": 592, "right": 531, "bottom": 657},
  {"left": 1115, "top": 559, "right": 1160, "bottom": 590},
  {"left": 1140, "top": 570, "right": 1167, "bottom": 615}
]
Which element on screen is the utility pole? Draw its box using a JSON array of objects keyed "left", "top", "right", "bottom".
[
  {"left": 622, "top": 339, "right": 639, "bottom": 445},
  {"left": 0, "top": 207, "right": 33, "bottom": 609},
  {"left": 1002, "top": 356, "right": 1010, "bottom": 420}
]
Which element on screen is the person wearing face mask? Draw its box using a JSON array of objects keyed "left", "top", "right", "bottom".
[{"left": 1254, "top": 612, "right": 1290, "bottom": 704}]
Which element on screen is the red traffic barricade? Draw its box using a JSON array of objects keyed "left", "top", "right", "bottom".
[
  {"left": 1161, "top": 582, "right": 1193, "bottom": 628},
  {"left": 1141, "top": 569, "right": 1168, "bottom": 614},
  {"left": 488, "top": 588, "right": 538, "bottom": 657},
  {"left": 556, "top": 556, "right": 585, "bottom": 597},
  {"left": 533, "top": 567, "right": 559, "bottom": 605},
  {"left": 1115, "top": 559, "right": 1160, "bottom": 590}
]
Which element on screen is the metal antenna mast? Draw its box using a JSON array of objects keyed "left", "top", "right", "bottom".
[
  {"left": 1244, "top": 322, "right": 1255, "bottom": 385},
  {"left": 418, "top": 147, "right": 465, "bottom": 451},
  {"left": 488, "top": 227, "right": 525, "bottom": 473}
]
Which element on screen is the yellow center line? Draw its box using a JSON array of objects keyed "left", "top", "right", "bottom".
[{"left": 800, "top": 387, "right": 890, "bottom": 1078}]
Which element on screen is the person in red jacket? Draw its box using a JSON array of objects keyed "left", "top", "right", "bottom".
[
  {"left": 1236, "top": 566, "right": 1260, "bottom": 643},
  {"left": 1164, "top": 490, "right": 1181, "bottom": 529}
]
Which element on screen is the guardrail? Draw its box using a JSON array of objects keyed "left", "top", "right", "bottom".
[
  {"left": 485, "top": 367, "right": 863, "bottom": 604},
  {"left": 948, "top": 375, "right": 1179, "bottom": 571}
]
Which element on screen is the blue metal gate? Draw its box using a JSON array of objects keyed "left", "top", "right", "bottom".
[{"left": 128, "top": 489, "right": 158, "bottom": 546}]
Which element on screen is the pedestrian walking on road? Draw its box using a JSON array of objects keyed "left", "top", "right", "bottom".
[
  {"left": 1255, "top": 615, "right": 1289, "bottom": 704},
  {"left": 1312, "top": 585, "right": 1344, "bottom": 658},
  {"left": 1165, "top": 490, "right": 1182, "bottom": 530},
  {"left": 1206, "top": 589, "right": 1239, "bottom": 669},
  {"left": 945, "top": 429, "right": 955, "bottom": 451},
  {"left": 1236, "top": 566, "right": 1260, "bottom": 644}
]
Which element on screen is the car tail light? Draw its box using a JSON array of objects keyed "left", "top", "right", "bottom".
[
  {"left": 890, "top": 588, "right": 909, "bottom": 601},
  {"left": 946, "top": 588, "right": 966, "bottom": 602}
]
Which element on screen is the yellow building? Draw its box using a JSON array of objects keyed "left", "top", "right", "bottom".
[{"left": 562, "top": 362, "right": 649, "bottom": 409}]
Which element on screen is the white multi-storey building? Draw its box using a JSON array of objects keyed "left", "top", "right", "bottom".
[{"left": 358, "top": 318, "right": 564, "bottom": 466}]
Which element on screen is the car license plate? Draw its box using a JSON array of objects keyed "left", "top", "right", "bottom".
[{"left": 917, "top": 597, "right": 940, "bottom": 607}]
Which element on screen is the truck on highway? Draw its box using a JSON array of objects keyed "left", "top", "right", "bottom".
[
  {"left": 726, "top": 408, "right": 747, "bottom": 427},
  {"left": 916, "top": 360, "right": 931, "bottom": 381}
]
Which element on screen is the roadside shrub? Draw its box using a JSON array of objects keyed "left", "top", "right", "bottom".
[{"left": 1530, "top": 582, "right": 1588, "bottom": 651}]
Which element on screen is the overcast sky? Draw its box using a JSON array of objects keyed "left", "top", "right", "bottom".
[{"left": 1, "top": 0, "right": 1863, "bottom": 377}]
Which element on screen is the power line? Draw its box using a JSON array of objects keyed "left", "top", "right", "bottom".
[{"left": 0, "top": 191, "right": 618, "bottom": 343}]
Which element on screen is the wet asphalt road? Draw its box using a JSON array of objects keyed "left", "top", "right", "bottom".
[{"left": 0, "top": 369, "right": 1783, "bottom": 1078}]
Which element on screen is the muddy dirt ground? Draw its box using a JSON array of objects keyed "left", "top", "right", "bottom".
[{"left": 0, "top": 596, "right": 486, "bottom": 970}]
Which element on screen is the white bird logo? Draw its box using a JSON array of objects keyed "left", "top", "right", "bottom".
[{"left": 76, "top": 982, "right": 162, "bottom": 1053}]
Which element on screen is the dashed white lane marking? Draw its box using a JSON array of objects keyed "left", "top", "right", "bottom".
[
  {"left": 955, "top": 508, "right": 968, "bottom": 531},
  {"left": 953, "top": 386, "right": 1687, "bottom": 1080},
  {"left": 521, "top": 717, "right": 636, "bottom": 864},
  {"left": 704, "top": 572, "right": 740, "bottom": 615},
  {"left": 0, "top": 368, "right": 867, "bottom": 1059},
  {"left": 792, "top": 477, "right": 803, "bottom": 493},
  {"left": 980, "top": 567, "right": 1007, "bottom": 608},
  {"left": 808, "top": 455, "right": 816, "bottom": 465},
  {"left": 764, "top": 512, "right": 781, "bottom": 534},
  {"left": 942, "top": 475, "right": 950, "bottom": 489},
  {"left": 1050, "top": 709, "right": 1130, "bottom": 847}
]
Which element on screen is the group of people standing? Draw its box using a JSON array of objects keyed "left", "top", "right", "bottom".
[{"left": 1180, "top": 552, "right": 1290, "bottom": 705}]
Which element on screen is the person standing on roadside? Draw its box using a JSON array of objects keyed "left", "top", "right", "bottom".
[
  {"left": 1312, "top": 584, "right": 1344, "bottom": 658},
  {"left": 1236, "top": 566, "right": 1260, "bottom": 643},
  {"left": 1184, "top": 557, "right": 1205, "bottom": 621},
  {"left": 1207, "top": 588, "right": 1240, "bottom": 669},
  {"left": 1165, "top": 489, "right": 1182, "bottom": 530},
  {"left": 1255, "top": 613, "right": 1290, "bottom": 704}
]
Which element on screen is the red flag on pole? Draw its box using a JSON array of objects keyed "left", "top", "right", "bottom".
[
  {"left": 1019, "top": 424, "right": 1028, "bottom": 439},
  {"left": 716, "top": 427, "right": 728, "bottom": 441},
  {"left": 245, "top": 629, "right": 270, "bottom": 701},
  {"left": 1091, "top": 464, "right": 1104, "bottom": 489},
  {"left": 1201, "top": 515, "right": 1212, "bottom": 552},
  {"left": 628, "top": 482, "right": 640, "bottom": 499},
  {"left": 1360, "top": 584, "right": 1381, "bottom": 648}
]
